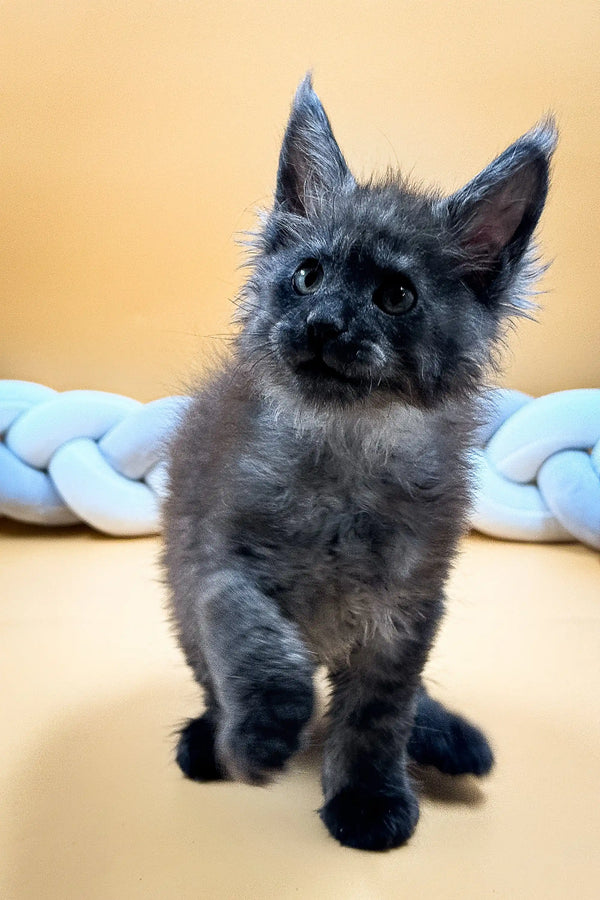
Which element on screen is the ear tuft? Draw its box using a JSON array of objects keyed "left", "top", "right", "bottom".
[
  {"left": 525, "top": 115, "right": 559, "bottom": 159},
  {"left": 275, "top": 74, "right": 355, "bottom": 216}
]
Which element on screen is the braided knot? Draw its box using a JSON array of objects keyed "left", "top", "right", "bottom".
[
  {"left": 0, "top": 381, "right": 190, "bottom": 535},
  {"left": 1, "top": 381, "right": 598, "bottom": 548},
  {"left": 471, "top": 388, "right": 600, "bottom": 550}
]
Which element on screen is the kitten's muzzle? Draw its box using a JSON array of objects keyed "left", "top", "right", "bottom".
[
  {"left": 280, "top": 312, "right": 385, "bottom": 383},
  {"left": 305, "top": 310, "right": 346, "bottom": 362},
  {"left": 282, "top": 309, "right": 346, "bottom": 371}
]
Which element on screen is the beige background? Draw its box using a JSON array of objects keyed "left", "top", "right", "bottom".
[{"left": 1, "top": 1, "right": 599, "bottom": 402}]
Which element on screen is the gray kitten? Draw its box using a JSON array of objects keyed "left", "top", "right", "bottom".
[{"left": 162, "top": 75, "right": 556, "bottom": 850}]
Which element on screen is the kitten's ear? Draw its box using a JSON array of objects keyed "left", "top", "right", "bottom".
[
  {"left": 443, "top": 118, "right": 557, "bottom": 292},
  {"left": 275, "top": 74, "right": 355, "bottom": 215}
]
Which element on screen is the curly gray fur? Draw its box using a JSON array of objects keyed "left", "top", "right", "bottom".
[{"left": 162, "top": 74, "right": 555, "bottom": 851}]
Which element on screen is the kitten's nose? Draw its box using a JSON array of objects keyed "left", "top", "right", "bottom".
[{"left": 305, "top": 310, "right": 345, "bottom": 354}]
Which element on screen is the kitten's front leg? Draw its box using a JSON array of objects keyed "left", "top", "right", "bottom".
[
  {"left": 320, "top": 621, "right": 438, "bottom": 851},
  {"left": 192, "top": 570, "right": 315, "bottom": 784}
]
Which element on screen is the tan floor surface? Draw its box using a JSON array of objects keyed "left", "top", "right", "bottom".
[{"left": 1, "top": 525, "right": 598, "bottom": 899}]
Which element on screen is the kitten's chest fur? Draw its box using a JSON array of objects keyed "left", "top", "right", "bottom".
[
  {"left": 166, "top": 374, "right": 472, "bottom": 665},
  {"left": 229, "top": 402, "right": 470, "bottom": 662}
]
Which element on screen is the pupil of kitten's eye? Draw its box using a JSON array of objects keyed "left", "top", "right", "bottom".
[
  {"left": 372, "top": 274, "right": 417, "bottom": 316},
  {"left": 292, "top": 259, "right": 324, "bottom": 295}
]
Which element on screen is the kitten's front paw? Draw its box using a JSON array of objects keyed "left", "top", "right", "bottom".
[
  {"left": 320, "top": 784, "right": 419, "bottom": 851},
  {"left": 218, "top": 679, "right": 314, "bottom": 784}
]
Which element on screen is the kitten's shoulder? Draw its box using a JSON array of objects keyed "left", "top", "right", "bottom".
[{"left": 167, "top": 361, "right": 256, "bottom": 484}]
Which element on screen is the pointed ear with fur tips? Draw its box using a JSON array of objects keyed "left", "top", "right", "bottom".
[
  {"left": 275, "top": 74, "right": 355, "bottom": 215},
  {"left": 444, "top": 118, "right": 558, "bottom": 296}
]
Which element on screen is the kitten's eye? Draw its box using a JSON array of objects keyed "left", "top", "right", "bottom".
[
  {"left": 292, "top": 259, "right": 324, "bottom": 295},
  {"left": 373, "top": 273, "right": 417, "bottom": 316}
]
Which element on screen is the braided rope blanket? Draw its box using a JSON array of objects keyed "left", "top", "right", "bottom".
[{"left": 1, "top": 381, "right": 598, "bottom": 549}]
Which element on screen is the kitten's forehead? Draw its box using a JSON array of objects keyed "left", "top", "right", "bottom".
[
  {"left": 331, "top": 183, "right": 437, "bottom": 233},
  {"left": 297, "top": 184, "right": 446, "bottom": 269}
]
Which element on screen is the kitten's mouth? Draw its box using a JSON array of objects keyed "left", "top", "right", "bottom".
[{"left": 295, "top": 357, "right": 355, "bottom": 385}]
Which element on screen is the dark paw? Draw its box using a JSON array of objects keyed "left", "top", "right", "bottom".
[
  {"left": 176, "top": 715, "right": 224, "bottom": 782},
  {"left": 320, "top": 785, "right": 419, "bottom": 851},
  {"left": 408, "top": 699, "right": 494, "bottom": 777},
  {"left": 219, "top": 680, "right": 314, "bottom": 784}
]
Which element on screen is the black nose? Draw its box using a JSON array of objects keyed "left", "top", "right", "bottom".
[{"left": 305, "top": 311, "right": 344, "bottom": 354}]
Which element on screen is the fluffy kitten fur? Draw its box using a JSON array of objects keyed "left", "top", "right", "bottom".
[{"left": 163, "top": 76, "right": 556, "bottom": 850}]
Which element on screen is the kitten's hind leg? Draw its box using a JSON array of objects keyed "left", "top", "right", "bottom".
[
  {"left": 176, "top": 712, "right": 224, "bottom": 782},
  {"left": 173, "top": 649, "right": 225, "bottom": 781},
  {"left": 407, "top": 687, "right": 494, "bottom": 776}
]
